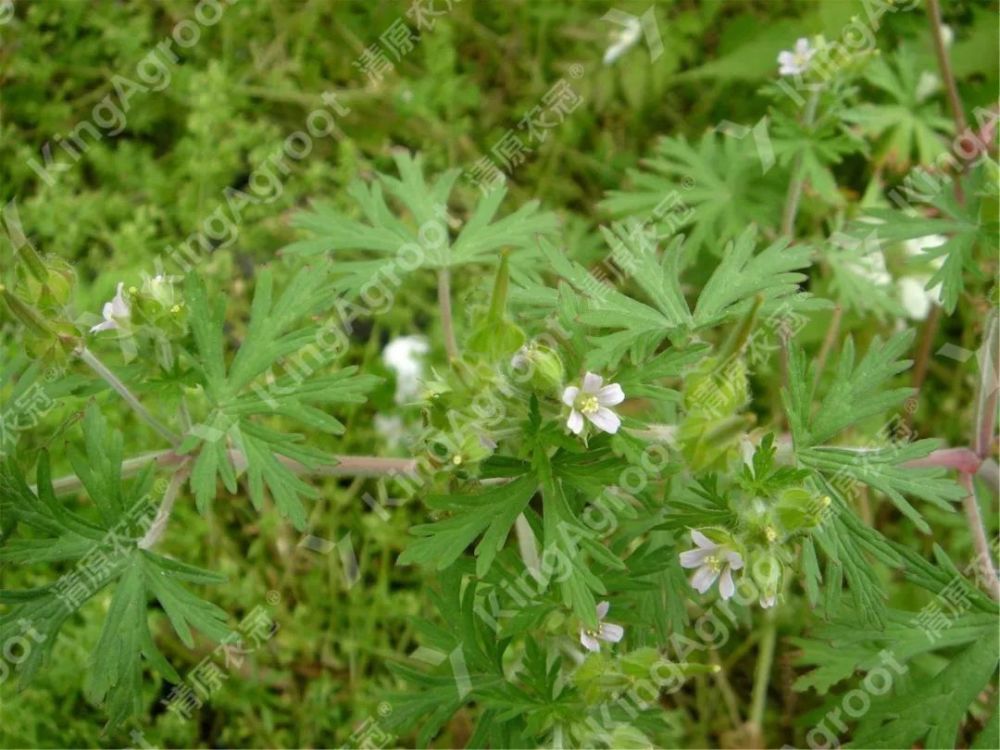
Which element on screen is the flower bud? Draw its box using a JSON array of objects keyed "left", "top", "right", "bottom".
[{"left": 510, "top": 343, "right": 565, "bottom": 396}]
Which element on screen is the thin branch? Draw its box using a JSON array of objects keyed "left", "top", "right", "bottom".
[
  {"left": 959, "top": 472, "right": 1000, "bottom": 601},
  {"left": 926, "top": 0, "right": 967, "bottom": 136},
  {"left": 749, "top": 609, "right": 777, "bottom": 736},
  {"left": 137, "top": 463, "right": 190, "bottom": 550},
  {"left": 780, "top": 87, "right": 821, "bottom": 238},
  {"left": 76, "top": 346, "right": 180, "bottom": 445},
  {"left": 437, "top": 268, "right": 459, "bottom": 361},
  {"left": 814, "top": 304, "right": 842, "bottom": 380}
]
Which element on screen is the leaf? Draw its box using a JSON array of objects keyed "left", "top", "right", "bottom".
[
  {"left": 799, "top": 441, "right": 964, "bottom": 533},
  {"left": 692, "top": 225, "right": 813, "bottom": 328},
  {"left": 182, "top": 269, "right": 378, "bottom": 528},
  {"left": 600, "top": 132, "right": 782, "bottom": 254},
  {"left": 398, "top": 475, "right": 538, "bottom": 577},
  {"left": 0, "top": 407, "right": 230, "bottom": 728},
  {"left": 283, "top": 150, "right": 557, "bottom": 292},
  {"left": 850, "top": 636, "right": 999, "bottom": 749},
  {"left": 784, "top": 330, "right": 915, "bottom": 448}
]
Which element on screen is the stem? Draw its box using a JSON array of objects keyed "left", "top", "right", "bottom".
[
  {"left": 959, "top": 472, "right": 1000, "bottom": 601},
  {"left": 974, "top": 310, "right": 998, "bottom": 458},
  {"left": 137, "top": 463, "right": 190, "bottom": 550},
  {"left": 926, "top": 0, "right": 967, "bottom": 136},
  {"left": 749, "top": 610, "right": 777, "bottom": 735},
  {"left": 780, "top": 88, "right": 821, "bottom": 238},
  {"left": 814, "top": 304, "right": 843, "bottom": 380},
  {"left": 708, "top": 650, "right": 743, "bottom": 730},
  {"left": 437, "top": 268, "right": 459, "bottom": 362},
  {"left": 42, "top": 450, "right": 420, "bottom": 495},
  {"left": 77, "top": 347, "right": 180, "bottom": 445}
]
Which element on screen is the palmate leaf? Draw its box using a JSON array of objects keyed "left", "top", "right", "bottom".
[
  {"left": 0, "top": 406, "right": 230, "bottom": 728},
  {"left": 181, "top": 268, "right": 378, "bottom": 529},
  {"left": 849, "top": 164, "right": 998, "bottom": 314},
  {"left": 600, "top": 132, "right": 782, "bottom": 253},
  {"left": 840, "top": 46, "right": 952, "bottom": 172},
  {"left": 282, "top": 150, "right": 558, "bottom": 293},
  {"left": 849, "top": 635, "right": 999, "bottom": 749},
  {"left": 542, "top": 224, "right": 816, "bottom": 368},
  {"left": 784, "top": 329, "right": 915, "bottom": 448},
  {"left": 798, "top": 440, "right": 964, "bottom": 534},
  {"left": 397, "top": 474, "right": 537, "bottom": 578}
]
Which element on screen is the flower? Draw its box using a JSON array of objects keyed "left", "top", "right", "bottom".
[
  {"left": 679, "top": 530, "right": 744, "bottom": 600},
  {"left": 579, "top": 601, "right": 625, "bottom": 652},
  {"left": 89, "top": 282, "right": 131, "bottom": 333},
  {"left": 562, "top": 372, "right": 625, "bottom": 435},
  {"left": 898, "top": 276, "right": 943, "bottom": 320},
  {"left": 382, "top": 335, "right": 429, "bottom": 404},
  {"left": 603, "top": 17, "right": 642, "bottom": 65},
  {"left": 777, "top": 37, "right": 815, "bottom": 77},
  {"left": 903, "top": 234, "right": 947, "bottom": 264},
  {"left": 759, "top": 592, "right": 777, "bottom": 608}
]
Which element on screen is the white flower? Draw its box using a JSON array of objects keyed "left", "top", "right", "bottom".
[
  {"left": 562, "top": 372, "right": 625, "bottom": 435},
  {"left": 759, "top": 592, "right": 777, "bottom": 608},
  {"left": 579, "top": 601, "right": 625, "bottom": 652},
  {"left": 898, "top": 276, "right": 943, "bottom": 320},
  {"left": 603, "top": 17, "right": 642, "bottom": 65},
  {"left": 374, "top": 414, "right": 406, "bottom": 448},
  {"left": 679, "top": 530, "right": 744, "bottom": 600},
  {"left": 777, "top": 37, "right": 815, "bottom": 77},
  {"left": 903, "top": 234, "right": 947, "bottom": 269},
  {"left": 940, "top": 24, "right": 954, "bottom": 49},
  {"left": 382, "top": 335, "right": 429, "bottom": 404},
  {"left": 89, "top": 282, "right": 131, "bottom": 333},
  {"left": 915, "top": 71, "right": 940, "bottom": 102},
  {"left": 847, "top": 250, "right": 892, "bottom": 287}
]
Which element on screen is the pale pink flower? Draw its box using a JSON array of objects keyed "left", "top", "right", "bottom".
[
  {"left": 679, "top": 530, "right": 744, "bottom": 600},
  {"left": 90, "top": 282, "right": 131, "bottom": 333},
  {"left": 579, "top": 601, "right": 625, "bottom": 652},
  {"left": 778, "top": 38, "right": 815, "bottom": 77},
  {"left": 562, "top": 372, "right": 625, "bottom": 435}
]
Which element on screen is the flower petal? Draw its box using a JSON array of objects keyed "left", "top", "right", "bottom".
[
  {"left": 596, "top": 601, "right": 610, "bottom": 619},
  {"left": 600, "top": 623, "right": 624, "bottom": 644},
  {"left": 690, "top": 530, "right": 717, "bottom": 550},
  {"left": 582, "top": 372, "right": 603, "bottom": 393},
  {"left": 567, "top": 409, "right": 585, "bottom": 435},
  {"left": 587, "top": 407, "right": 620, "bottom": 434},
  {"left": 597, "top": 383, "right": 625, "bottom": 406},
  {"left": 89, "top": 319, "right": 117, "bottom": 333},
  {"left": 718, "top": 567, "right": 735, "bottom": 600},
  {"left": 690, "top": 565, "right": 719, "bottom": 594},
  {"left": 580, "top": 631, "right": 601, "bottom": 652},
  {"left": 679, "top": 548, "right": 713, "bottom": 569},
  {"left": 760, "top": 593, "right": 777, "bottom": 609},
  {"left": 725, "top": 550, "right": 744, "bottom": 570},
  {"left": 777, "top": 51, "right": 793, "bottom": 65},
  {"left": 561, "top": 386, "right": 579, "bottom": 407}
]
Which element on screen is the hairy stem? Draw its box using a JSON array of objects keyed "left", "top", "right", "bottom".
[
  {"left": 749, "top": 610, "right": 777, "bottom": 735},
  {"left": 437, "top": 267, "right": 459, "bottom": 361},
  {"left": 137, "top": 463, "right": 190, "bottom": 550},
  {"left": 780, "top": 87, "right": 821, "bottom": 238},
  {"left": 77, "top": 346, "right": 180, "bottom": 445},
  {"left": 959, "top": 473, "right": 1000, "bottom": 601}
]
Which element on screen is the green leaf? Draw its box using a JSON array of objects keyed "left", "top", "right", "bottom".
[
  {"left": 399, "top": 475, "right": 538, "bottom": 577},
  {"left": 182, "top": 269, "right": 378, "bottom": 528},
  {"left": 785, "top": 329, "right": 915, "bottom": 448}
]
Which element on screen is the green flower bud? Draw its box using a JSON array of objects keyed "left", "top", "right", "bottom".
[
  {"left": 510, "top": 343, "right": 565, "bottom": 395},
  {"left": 775, "top": 487, "right": 830, "bottom": 530}
]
